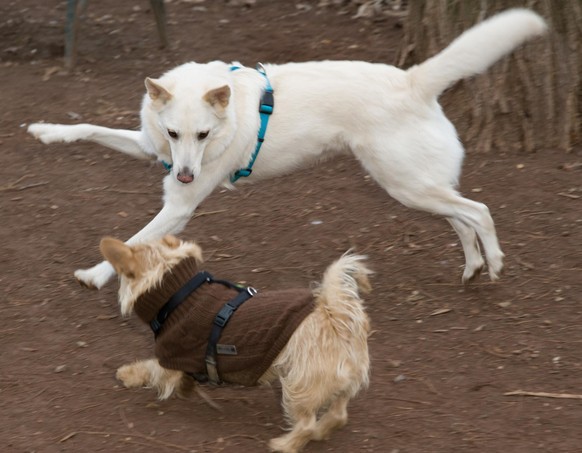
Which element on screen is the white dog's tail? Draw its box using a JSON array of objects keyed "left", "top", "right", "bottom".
[
  {"left": 407, "top": 8, "right": 547, "bottom": 100},
  {"left": 314, "top": 252, "right": 372, "bottom": 341}
]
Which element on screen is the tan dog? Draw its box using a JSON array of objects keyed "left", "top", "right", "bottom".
[{"left": 100, "top": 235, "right": 371, "bottom": 453}]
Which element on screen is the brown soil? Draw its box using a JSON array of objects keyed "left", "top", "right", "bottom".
[{"left": 1, "top": 1, "right": 581, "bottom": 452}]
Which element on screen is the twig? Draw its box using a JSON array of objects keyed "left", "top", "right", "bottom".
[
  {"left": 192, "top": 209, "right": 228, "bottom": 219},
  {"left": 105, "top": 188, "right": 152, "bottom": 195},
  {"left": 71, "top": 402, "right": 103, "bottom": 415},
  {"left": 14, "top": 181, "right": 50, "bottom": 191},
  {"left": 118, "top": 407, "right": 133, "bottom": 428},
  {"left": 383, "top": 396, "right": 432, "bottom": 405},
  {"left": 195, "top": 384, "right": 223, "bottom": 411},
  {"left": 0, "top": 175, "right": 47, "bottom": 192},
  {"left": 519, "top": 210, "right": 556, "bottom": 217},
  {"left": 198, "top": 434, "right": 268, "bottom": 448},
  {"left": 0, "top": 175, "right": 28, "bottom": 189},
  {"left": 58, "top": 430, "right": 191, "bottom": 451},
  {"left": 505, "top": 390, "right": 582, "bottom": 400},
  {"left": 557, "top": 192, "right": 580, "bottom": 199}
]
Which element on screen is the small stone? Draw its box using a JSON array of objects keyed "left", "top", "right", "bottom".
[{"left": 54, "top": 365, "right": 67, "bottom": 373}]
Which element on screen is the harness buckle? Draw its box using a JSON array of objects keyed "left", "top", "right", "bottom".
[
  {"left": 214, "top": 303, "right": 235, "bottom": 328},
  {"left": 259, "top": 91, "right": 274, "bottom": 114},
  {"left": 234, "top": 168, "right": 252, "bottom": 179}
]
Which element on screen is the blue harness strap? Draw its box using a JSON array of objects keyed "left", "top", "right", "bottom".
[{"left": 230, "top": 63, "right": 274, "bottom": 183}]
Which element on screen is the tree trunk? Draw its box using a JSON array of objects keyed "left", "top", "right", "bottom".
[{"left": 395, "top": 0, "right": 581, "bottom": 153}]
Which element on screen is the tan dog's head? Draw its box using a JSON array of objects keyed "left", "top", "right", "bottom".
[{"left": 100, "top": 235, "right": 203, "bottom": 316}]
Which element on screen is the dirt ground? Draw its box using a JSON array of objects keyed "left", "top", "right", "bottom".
[{"left": 1, "top": 1, "right": 581, "bottom": 452}]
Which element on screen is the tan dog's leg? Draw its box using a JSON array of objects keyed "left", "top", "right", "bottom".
[
  {"left": 116, "top": 358, "right": 184, "bottom": 400},
  {"left": 269, "top": 407, "right": 317, "bottom": 453},
  {"left": 311, "top": 394, "right": 350, "bottom": 441}
]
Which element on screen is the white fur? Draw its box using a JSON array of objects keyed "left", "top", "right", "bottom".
[{"left": 28, "top": 9, "right": 547, "bottom": 288}]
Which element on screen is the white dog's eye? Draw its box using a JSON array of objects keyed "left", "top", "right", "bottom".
[
  {"left": 197, "top": 131, "right": 209, "bottom": 140},
  {"left": 168, "top": 130, "right": 179, "bottom": 139}
]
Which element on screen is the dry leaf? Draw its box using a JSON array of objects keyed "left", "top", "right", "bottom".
[{"left": 429, "top": 308, "right": 452, "bottom": 317}]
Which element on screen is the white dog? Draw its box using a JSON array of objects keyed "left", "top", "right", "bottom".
[{"left": 28, "top": 9, "right": 546, "bottom": 289}]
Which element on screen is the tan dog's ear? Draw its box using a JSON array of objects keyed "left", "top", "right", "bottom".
[
  {"left": 204, "top": 85, "right": 231, "bottom": 113},
  {"left": 161, "top": 235, "right": 181, "bottom": 249},
  {"left": 145, "top": 77, "right": 173, "bottom": 103},
  {"left": 99, "top": 237, "right": 139, "bottom": 279}
]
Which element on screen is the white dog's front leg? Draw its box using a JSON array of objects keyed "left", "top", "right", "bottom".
[
  {"left": 74, "top": 202, "right": 193, "bottom": 289},
  {"left": 28, "top": 123, "right": 152, "bottom": 160},
  {"left": 75, "top": 172, "right": 224, "bottom": 289},
  {"left": 74, "top": 261, "right": 116, "bottom": 290}
]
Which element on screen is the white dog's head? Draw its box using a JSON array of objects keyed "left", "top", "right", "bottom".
[
  {"left": 100, "top": 235, "right": 203, "bottom": 316},
  {"left": 144, "top": 62, "right": 236, "bottom": 184}
]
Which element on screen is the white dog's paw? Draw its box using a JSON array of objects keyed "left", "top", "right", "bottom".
[
  {"left": 74, "top": 261, "right": 115, "bottom": 290},
  {"left": 28, "top": 123, "right": 80, "bottom": 144},
  {"left": 486, "top": 252, "right": 505, "bottom": 281},
  {"left": 461, "top": 259, "right": 485, "bottom": 285}
]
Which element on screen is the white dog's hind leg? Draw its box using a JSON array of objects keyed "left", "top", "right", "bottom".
[
  {"left": 28, "top": 123, "right": 151, "bottom": 160},
  {"left": 447, "top": 218, "right": 485, "bottom": 283},
  {"left": 391, "top": 186, "right": 504, "bottom": 281}
]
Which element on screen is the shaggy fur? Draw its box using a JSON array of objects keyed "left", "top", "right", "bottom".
[
  {"left": 100, "top": 235, "right": 372, "bottom": 453},
  {"left": 29, "top": 9, "right": 546, "bottom": 289}
]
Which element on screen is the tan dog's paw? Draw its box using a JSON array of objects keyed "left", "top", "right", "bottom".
[
  {"left": 268, "top": 436, "right": 298, "bottom": 453},
  {"left": 116, "top": 364, "right": 149, "bottom": 388}
]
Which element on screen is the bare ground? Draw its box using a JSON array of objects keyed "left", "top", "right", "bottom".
[{"left": 1, "top": 1, "right": 581, "bottom": 452}]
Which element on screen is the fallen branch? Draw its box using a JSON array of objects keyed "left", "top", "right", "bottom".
[{"left": 505, "top": 390, "right": 582, "bottom": 400}]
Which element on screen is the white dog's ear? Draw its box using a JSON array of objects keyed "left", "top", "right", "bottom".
[
  {"left": 100, "top": 237, "right": 139, "bottom": 279},
  {"left": 204, "top": 85, "right": 231, "bottom": 113},
  {"left": 145, "top": 77, "right": 173, "bottom": 103}
]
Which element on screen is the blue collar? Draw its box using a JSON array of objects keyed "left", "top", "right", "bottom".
[{"left": 161, "top": 64, "right": 274, "bottom": 184}]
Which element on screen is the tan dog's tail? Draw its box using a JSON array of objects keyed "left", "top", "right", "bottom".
[{"left": 313, "top": 252, "right": 372, "bottom": 341}]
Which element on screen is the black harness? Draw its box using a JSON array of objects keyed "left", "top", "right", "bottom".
[{"left": 149, "top": 271, "right": 257, "bottom": 384}]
